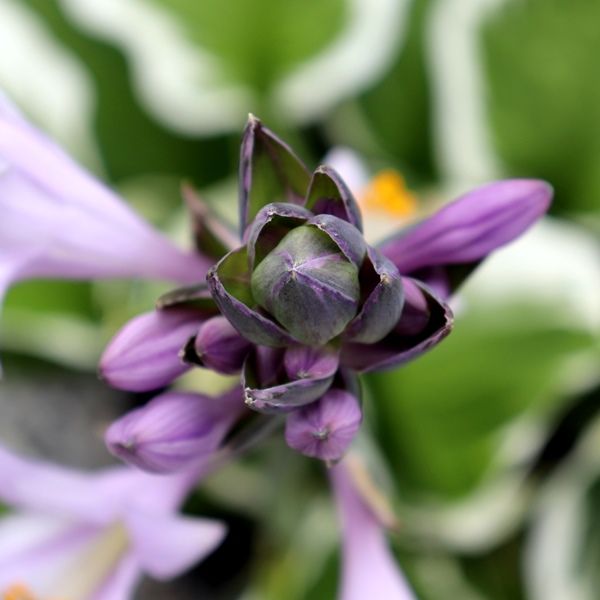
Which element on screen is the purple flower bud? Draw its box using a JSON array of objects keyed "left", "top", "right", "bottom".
[
  {"left": 192, "top": 316, "right": 252, "bottom": 374},
  {"left": 251, "top": 225, "right": 360, "bottom": 345},
  {"left": 285, "top": 389, "right": 362, "bottom": 461},
  {"left": 380, "top": 179, "right": 552, "bottom": 297},
  {"left": 105, "top": 388, "right": 243, "bottom": 473},
  {"left": 100, "top": 308, "right": 205, "bottom": 392}
]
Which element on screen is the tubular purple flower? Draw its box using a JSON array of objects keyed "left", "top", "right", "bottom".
[
  {"left": 0, "top": 91, "right": 210, "bottom": 304},
  {"left": 285, "top": 389, "right": 362, "bottom": 461},
  {"left": 192, "top": 316, "right": 253, "bottom": 374},
  {"left": 105, "top": 387, "right": 244, "bottom": 473},
  {"left": 0, "top": 443, "right": 225, "bottom": 599},
  {"left": 330, "top": 461, "right": 416, "bottom": 600},
  {"left": 100, "top": 308, "right": 206, "bottom": 392},
  {"left": 379, "top": 179, "right": 553, "bottom": 297}
]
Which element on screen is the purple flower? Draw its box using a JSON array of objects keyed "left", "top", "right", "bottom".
[
  {"left": 0, "top": 92, "right": 210, "bottom": 305},
  {"left": 330, "top": 460, "right": 416, "bottom": 600},
  {"left": 102, "top": 116, "right": 550, "bottom": 462},
  {"left": 105, "top": 387, "right": 244, "bottom": 473},
  {"left": 0, "top": 444, "right": 225, "bottom": 599},
  {"left": 285, "top": 388, "right": 362, "bottom": 462}
]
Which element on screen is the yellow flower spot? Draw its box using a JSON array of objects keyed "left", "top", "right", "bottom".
[
  {"left": 3, "top": 584, "right": 66, "bottom": 600},
  {"left": 3, "top": 584, "right": 37, "bottom": 600},
  {"left": 359, "top": 170, "right": 418, "bottom": 218}
]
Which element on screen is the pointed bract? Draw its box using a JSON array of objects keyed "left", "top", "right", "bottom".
[
  {"left": 341, "top": 278, "right": 453, "bottom": 372},
  {"left": 239, "top": 115, "right": 310, "bottom": 236},
  {"left": 305, "top": 166, "right": 363, "bottom": 232},
  {"left": 207, "top": 247, "right": 295, "bottom": 347},
  {"left": 242, "top": 345, "right": 338, "bottom": 413},
  {"left": 345, "top": 247, "right": 404, "bottom": 344}
]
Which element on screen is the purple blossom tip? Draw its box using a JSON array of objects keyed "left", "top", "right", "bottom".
[
  {"left": 105, "top": 389, "right": 242, "bottom": 473},
  {"left": 380, "top": 178, "right": 553, "bottom": 296},
  {"left": 192, "top": 316, "right": 252, "bottom": 374},
  {"left": 99, "top": 308, "right": 206, "bottom": 392},
  {"left": 285, "top": 389, "right": 362, "bottom": 461}
]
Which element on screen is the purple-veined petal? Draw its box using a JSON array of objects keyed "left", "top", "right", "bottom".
[
  {"left": 242, "top": 345, "right": 338, "bottom": 414},
  {"left": 0, "top": 94, "right": 210, "bottom": 292},
  {"left": 125, "top": 511, "right": 226, "bottom": 580},
  {"left": 285, "top": 389, "right": 362, "bottom": 461},
  {"left": 330, "top": 461, "right": 416, "bottom": 600},
  {"left": 245, "top": 202, "right": 313, "bottom": 269},
  {"left": 100, "top": 308, "right": 206, "bottom": 392},
  {"left": 207, "top": 246, "right": 295, "bottom": 347},
  {"left": 305, "top": 166, "right": 363, "bottom": 231},
  {"left": 379, "top": 179, "right": 552, "bottom": 295},
  {"left": 188, "top": 316, "right": 252, "bottom": 374},
  {"left": 239, "top": 115, "right": 310, "bottom": 236},
  {"left": 345, "top": 247, "right": 404, "bottom": 344},
  {"left": 105, "top": 388, "right": 243, "bottom": 474},
  {"left": 341, "top": 278, "right": 453, "bottom": 372}
]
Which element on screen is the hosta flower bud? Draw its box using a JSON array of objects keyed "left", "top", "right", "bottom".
[
  {"left": 191, "top": 316, "right": 252, "bottom": 374},
  {"left": 251, "top": 224, "right": 361, "bottom": 346},
  {"left": 285, "top": 388, "right": 362, "bottom": 461},
  {"left": 105, "top": 388, "right": 242, "bottom": 473},
  {"left": 100, "top": 308, "right": 205, "bottom": 392}
]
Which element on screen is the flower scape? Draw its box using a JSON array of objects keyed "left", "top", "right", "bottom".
[{"left": 0, "top": 95, "right": 552, "bottom": 598}]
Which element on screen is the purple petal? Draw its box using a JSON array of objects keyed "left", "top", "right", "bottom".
[
  {"left": 91, "top": 553, "right": 141, "bottom": 600},
  {"left": 285, "top": 389, "right": 362, "bottom": 461},
  {"left": 308, "top": 213, "right": 366, "bottom": 267},
  {"left": 190, "top": 316, "right": 252, "bottom": 374},
  {"left": 245, "top": 202, "right": 313, "bottom": 269},
  {"left": 380, "top": 179, "right": 552, "bottom": 292},
  {"left": 305, "top": 166, "right": 363, "bottom": 231},
  {"left": 284, "top": 345, "right": 339, "bottom": 380},
  {"left": 0, "top": 444, "right": 128, "bottom": 523},
  {"left": 0, "top": 94, "right": 210, "bottom": 292},
  {"left": 242, "top": 346, "right": 337, "bottom": 414},
  {"left": 105, "top": 389, "right": 243, "bottom": 473},
  {"left": 125, "top": 511, "right": 225, "bottom": 580},
  {"left": 0, "top": 516, "right": 99, "bottom": 591},
  {"left": 239, "top": 115, "right": 310, "bottom": 236},
  {"left": 100, "top": 309, "right": 206, "bottom": 392},
  {"left": 345, "top": 247, "right": 404, "bottom": 343},
  {"left": 330, "top": 462, "right": 416, "bottom": 600},
  {"left": 341, "top": 278, "right": 453, "bottom": 372},
  {"left": 207, "top": 247, "right": 295, "bottom": 347}
]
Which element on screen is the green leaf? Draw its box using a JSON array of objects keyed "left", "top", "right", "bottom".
[{"left": 366, "top": 306, "right": 595, "bottom": 500}]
